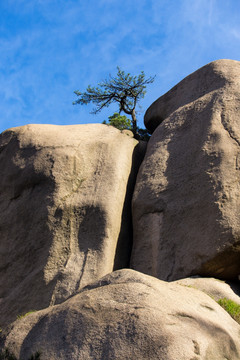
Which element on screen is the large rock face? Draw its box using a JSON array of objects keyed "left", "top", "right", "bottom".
[
  {"left": 131, "top": 59, "right": 240, "bottom": 281},
  {"left": 2, "top": 269, "right": 240, "bottom": 360},
  {"left": 0, "top": 124, "right": 144, "bottom": 326}
]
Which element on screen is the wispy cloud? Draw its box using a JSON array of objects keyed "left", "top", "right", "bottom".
[{"left": 0, "top": 0, "right": 240, "bottom": 132}]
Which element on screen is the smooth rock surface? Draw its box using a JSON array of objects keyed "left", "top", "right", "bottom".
[
  {"left": 131, "top": 59, "right": 240, "bottom": 281},
  {"left": 175, "top": 277, "right": 240, "bottom": 304},
  {"left": 0, "top": 124, "right": 144, "bottom": 326},
  {"left": 1, "top": 269, "right": 240, "bottom": 360}
]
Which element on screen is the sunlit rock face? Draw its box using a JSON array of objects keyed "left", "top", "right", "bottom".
[
  {"left": 132, "top": 59, "right": 240, "bottom": 281},
  {"left": 0, "top": 123, "right": 145, "bottom": 326}
]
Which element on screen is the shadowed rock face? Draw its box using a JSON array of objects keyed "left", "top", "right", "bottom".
[
  {"left": 0, "top": 124, "right": 145, "bottom": 326},
  {"left": 131, "top": 59, "right": 240, "bottom": 281},
  {"left": 2, "top": 270, "right": 240, "bottom": 360}
]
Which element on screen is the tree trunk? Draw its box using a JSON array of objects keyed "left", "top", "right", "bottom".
[{"left": 131, "top": 109, "right": 137, "bottom": 136}]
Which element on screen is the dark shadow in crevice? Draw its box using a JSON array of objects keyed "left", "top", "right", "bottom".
[
  {"left": 227, "top": 280, "right": 240, "bottom": 297},
  {"left": 196, "top": 247, "right": 240, "bottom": 281},
  {"left": 113, "top": 140, "right": 147, "bottom": 270}
]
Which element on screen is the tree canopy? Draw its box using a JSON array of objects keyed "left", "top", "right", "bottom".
[
  {"left": 102, "top": 112, "right": 132, "bottom": 131},
  {"left": 73, "top": 67, "right": 155, "bottom": 137}
]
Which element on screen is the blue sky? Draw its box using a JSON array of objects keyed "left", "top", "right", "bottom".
[{"left": 0, "top": 0, "right": 240, "bottom": 133}]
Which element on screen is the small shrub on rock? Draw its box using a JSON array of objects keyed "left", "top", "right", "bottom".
[{"left": 218, "top": 298, "right": 240, "bottom": 324}]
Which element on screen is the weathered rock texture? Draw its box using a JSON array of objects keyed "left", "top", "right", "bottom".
[
  {"left": 0, "top": 124, "right": 145, "bottom": 326},
  {"left": 2, "top": 269, "right": 240, "bottom": 360},
  {"left": 131, "top": 59, "right": 240, "bottom": 281}
]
